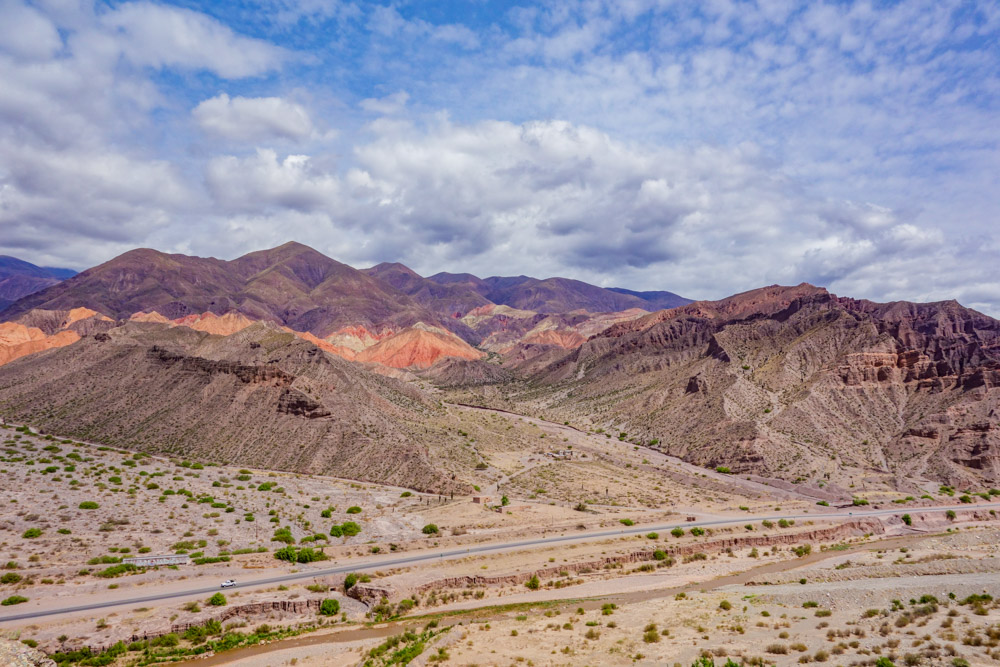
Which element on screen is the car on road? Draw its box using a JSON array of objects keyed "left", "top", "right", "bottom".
[{"left": 221, "top": 579, "right": 236, "bottom": 588}]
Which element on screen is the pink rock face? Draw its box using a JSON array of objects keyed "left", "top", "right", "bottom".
[
  {"left": 520, "top": 329, "right": 586, "bottom": 349},
  {"left": 355, "top": 327, "right": 484, "bottom": 369}
]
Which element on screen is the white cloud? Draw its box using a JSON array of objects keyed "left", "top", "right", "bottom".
[
  {"left": 193, "top": 94, "right": 316, "bottom": 142},
  {"left": 205, "top": 149, "right": 340, "bottom": 212},
  {"left": 0, "top": 0, "right": 62, "bottom": 60},
  {"left": 101, "top": 2, "right": 286, "bottom": 78},
  {"left": 359, "top": 91, "right": 409, "bottom": 115}
]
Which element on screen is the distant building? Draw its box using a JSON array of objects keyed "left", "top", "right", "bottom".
[
  {"left": 472, "top": 496, "right": 491, "bottom": 504},
  {"left": 122, "top": 554, "right": 190, "bottom": 567}
]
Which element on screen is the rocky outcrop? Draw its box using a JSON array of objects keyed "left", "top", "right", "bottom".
[
  {"left": 146, "top": 346, "right": 295, "bottom": 387},
  {"left": 170, "top": 599, "right": 323, "bottom": 633},
  {"left": 347, "top": 582, "right": 398, "bottom": 606},
  {"left": 0, "top": 639, "right": 56, "bottom": 667}
]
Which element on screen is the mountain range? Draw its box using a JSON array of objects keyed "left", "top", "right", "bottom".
[
  {"left": 0, "top": 242, "right": 997, "bottom": 493},
  {"left": 0, "top": 255, "right": 76, "bottom": 311}
]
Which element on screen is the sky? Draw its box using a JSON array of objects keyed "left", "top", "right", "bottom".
[{"left": 0, "top": 0, "right": 998, "bottom": 314}]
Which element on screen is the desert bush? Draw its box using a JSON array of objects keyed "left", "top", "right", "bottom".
[
  {"left": 525, "top": 575, "right": 540, "bottom": 590},
  {"left": 207, "top": 592, "right": 226, "bottom": 606},
  {"left": 422, "top": 524, "right": 439, "bottom": 535},
  {"left": 2, "top": 595, "right": 28, "bottom": 605},
  {"left": 346, "top": 506, "right": 362, "bottom": 514},
  {"left": 319, "top": 598, "right": 340, "bottom": 616}
]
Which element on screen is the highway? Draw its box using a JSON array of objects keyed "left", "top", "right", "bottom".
[{"left": 3, "top": 502, "right": 997, "bottom": 623}]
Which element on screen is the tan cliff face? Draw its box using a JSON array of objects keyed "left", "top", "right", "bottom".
[
  {"left": 0, "top": 307, "right": 113, "bottom": 366},
  {"left": 0, "top": 321, "right": 81, "bottom": 366}
]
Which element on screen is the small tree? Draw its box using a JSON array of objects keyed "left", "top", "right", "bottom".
[
  {"left": 901, "top": 514, "right": 912, "bottom": 526},
  {"left": 207, "top": 592, "right": 226, "bottom": 606},
  {"left": 525, "top": 575, "right": 540, "bottom": 590},
  {"left": 344, "top": 573, "right": 359, "bottom": 592},
  {"left": 319, "top": 599, "right": 340, "bottom": 616}
]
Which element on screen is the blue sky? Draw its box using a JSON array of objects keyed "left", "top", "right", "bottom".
[{"left": 0, "top": 0, "right": 998, "bottom": 314}]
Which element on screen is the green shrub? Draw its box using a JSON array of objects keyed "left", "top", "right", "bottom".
[
  {"left": 341, "top": 521, "right": 361, "bottom": 537},
  {"left": 690, "top": 527, "right": 704, "bottom": 537},
  {"left": 344, "top": 573, "right": 359, "bottom": 592},
  {"left": 670, "top": 527, "right": 684, "bottom": 538},
  {"left": 422, "top": 524, "right": 439, "bottom": 535},
  {"left": 619, "top": 518, "right": 634, "bottom": 526},
  {"left": 1, "top": 572, "right": 22, "bottom": 585},
  {"left": 525, "top": 575, "right": 540, "bottom": 590},
  {"left": 319, "top": 598, "right": 340, "bottom": 616},
  {"left": 207, "top": 592, "right": 226, "bottom": 606},
  {"left": 22, "top": 528, "right": 42, "bottom": 539},
  {"left": 901, "top": 514, "right": 912, "bottom": 526},
  {"left": 79, "top": 501, "right": 99, "bottom": 510},
  {"left": 271, "top": 527, "right": 295, "bottom": 544},
  {"left": 2, "top": 595, "right": 28, "bottom": 605},
  {"left": 96, "top": 564, "right": 138, "bottom": 578},
  {"left": 346, "top": 506, "right": 362, "bottom": 514}
]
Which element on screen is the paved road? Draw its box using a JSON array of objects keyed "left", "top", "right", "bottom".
[{"left": 4, "top": 502, "right": 996, "bottom": 623}]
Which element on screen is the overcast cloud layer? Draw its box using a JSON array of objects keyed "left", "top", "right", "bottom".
[{"left": 0, "top": 0, "right": 998, "bottom": 314}]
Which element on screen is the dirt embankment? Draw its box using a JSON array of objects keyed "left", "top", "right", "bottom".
[
  {"left": 415, "top": 519, "right": 883, "bottom": 594},
  {"left": 169, "top": 599, "right": 324, "bottom": 634}
]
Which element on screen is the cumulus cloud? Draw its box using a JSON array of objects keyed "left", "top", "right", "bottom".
[
  {"left": 101, "top": 3, "right": 287, "bottom": 78},
  {"left": 193, "top": 94, "right": 316, "bottom": 142},
  {"left": 198, "top": 116, "right": 996, "bottom": 313}
]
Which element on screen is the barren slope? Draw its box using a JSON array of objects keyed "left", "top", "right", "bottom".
[{"left": 0, "top": 320, "right": 462, "bottom": 492}]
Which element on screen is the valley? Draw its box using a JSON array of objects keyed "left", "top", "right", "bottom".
[{"left": 0, "top": 242, "right": 998, "bottom": 666}]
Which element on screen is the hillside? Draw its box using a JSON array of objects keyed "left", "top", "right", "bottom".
[
  {"left": 0, "top": 320, "right": 461, "bottom": 492},
  {"left": 447, "top": 284, "right": 1000, "bottom": 489}
]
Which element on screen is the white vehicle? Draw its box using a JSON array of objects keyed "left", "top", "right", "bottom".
[{"left": 221, "top": 579, "right": 236, "bottom": 588}]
